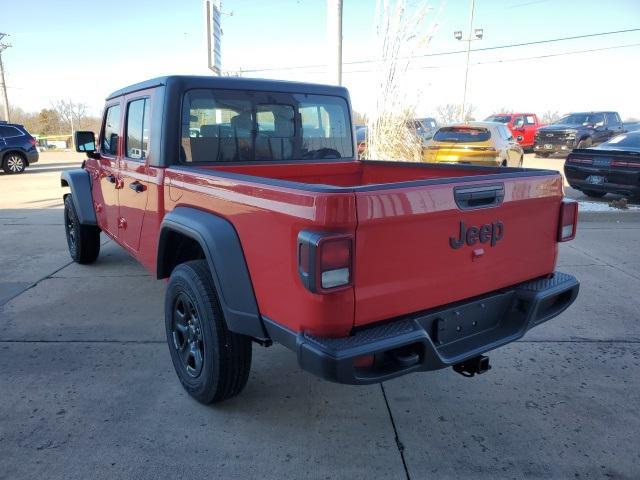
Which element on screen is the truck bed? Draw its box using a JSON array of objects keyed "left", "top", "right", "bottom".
[
  {"left": 167, "top": 160, "right": 563, "bottom": 336},
  {"left": 196, "top": 160, "right": 551, "bottom": 189}
]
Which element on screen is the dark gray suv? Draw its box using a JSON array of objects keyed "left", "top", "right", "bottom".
[{"left": 0, "top": 121, "right": 39, "bottom": 173}]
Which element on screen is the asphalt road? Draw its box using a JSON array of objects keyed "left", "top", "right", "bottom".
[{"left": 1, "top": 152, "right": 639, "bottom": 479}]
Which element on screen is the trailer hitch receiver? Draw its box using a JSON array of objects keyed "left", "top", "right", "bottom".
[{"left": 453, "top": 355, "right": 491, "bottom": 377}]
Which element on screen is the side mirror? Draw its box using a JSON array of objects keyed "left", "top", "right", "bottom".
[{"left": 75, "top": 131, "right": 96, "bottom": 154}]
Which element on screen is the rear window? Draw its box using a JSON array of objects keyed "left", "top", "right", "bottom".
[
  {"left": 600, "top": 132, "right": 640, "bottom": 149},
  {"left": 180, "top": 89, "right": 353, "bottom": 163},
  {"left": 433, "top": 127, "right": 491, "bottom": 143},
  {"left": 485, "top": 115, "right": 511, "bottom": 124}
]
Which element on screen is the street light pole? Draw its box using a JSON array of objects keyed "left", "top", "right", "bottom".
[
  {"left": 461, "top": 0, "right": 475, "bottom": 122},
  {"left": 454, "top": 1, "right": 482, "bottom": 122},
  {"left": 0, "top": 33, "right": 11, "bottom": 122}
]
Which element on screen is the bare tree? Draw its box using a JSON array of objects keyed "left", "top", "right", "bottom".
[
  {"left": 436, "top": 103, "right": 475, "bottom": 125},
  {"left": 53, "top": 99, "right": 88, "bottom": 145},
  {"left": 365, "top": 0, "right": 440, "bottom": 162},
  {"left": 541, "top": 110, "right": 560, "bottom": 124}
]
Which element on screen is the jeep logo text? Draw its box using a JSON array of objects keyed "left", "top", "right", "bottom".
[{"left": 449, "top": 221, "right": 504, "bottom": 249}]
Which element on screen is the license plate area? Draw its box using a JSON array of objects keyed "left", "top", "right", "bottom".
[
  {"left": 586, "top": 175, "right": 606, "bottom": 185},
  {"left": 593, "top": 157, "right": 611, "bottom": 167},
  {"left": 419, "top": 291, "right": 515, "bottom": 346}
]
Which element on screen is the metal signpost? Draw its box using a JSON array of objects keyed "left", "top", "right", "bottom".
[{"left": 204, "top": 0, "right": 222, "bottom": 75}]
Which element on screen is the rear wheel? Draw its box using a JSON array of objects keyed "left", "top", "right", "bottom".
[
  {"left": 165, "top": 260, "right": 252, "bottom": 404},
  {"left": 582, "top": 190, "right": 607, "bottom": 199},
  {"left": 64, "top": 195, "right": 101, "bottom": 263},
  {"left": 2, "top": 153, "right": 26, "bottom": 174}
]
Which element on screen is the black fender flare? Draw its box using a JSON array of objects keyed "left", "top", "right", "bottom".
[
  {"left": 157, "top": 207, "right": 267, "bottom": 340},
  {"left": 60, "top": 169, "right": 97, "bottom": 226}
]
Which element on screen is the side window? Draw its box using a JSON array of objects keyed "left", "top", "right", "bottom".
[
  {"left": 101, "top": 104, "right": 121, "bottom": 155},
  {"left": 591, "top": 113, "right": 605, "bottom": 126},
  {"left": 605, "top": 112, "right": 619, "bottom": 126},
  {"left": 0, "top": 126, "right": 22, "bottom": 138},
  {"left": 126, "top": 98, "right": 150, "bottom": 160},
  {"left": 525, "top": 115, "right": 536, "bottom": 125},
  {"left": 513, "top": 115, "right": 524, "bottom": 126}
]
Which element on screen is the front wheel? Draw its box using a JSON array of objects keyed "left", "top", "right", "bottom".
[
  {"left": 165, "top": 260, "right": 252, "bottom": 404},
  {"left": 577, "top": 138, "right": 592, "bottom": 149},
  {"left": 2, "top": 153, "right": 27, "bottom": 174},
  {"left": 64, "top": 195, "right": 100, "bottom": 263}
]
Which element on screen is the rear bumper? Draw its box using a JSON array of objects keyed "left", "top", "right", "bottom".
[
  {"left": 26, "top": 149, "right": 39, "bottom": 164},
  {"left": 264, "top": 272, "right": 579, "bottom": 385},
  {"left": 565, "top": 165, "right": 640, "bottom": 196}
]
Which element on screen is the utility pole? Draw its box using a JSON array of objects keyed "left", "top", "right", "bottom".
[
  {"left": 0, "top": 33, "right": 11, "bottom": 122},
  {"left": 327, "top": 0, "right": 343, "bottom": 85},
  {"left": 454, "top": 0, "right": 483, "bottom": 121}
]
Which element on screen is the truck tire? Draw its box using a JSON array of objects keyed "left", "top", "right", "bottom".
[
  {"left": 582, "top": 190, "right": 607, "bottom": 199},
  {"left": 577, "top": 138, "right": 592, "bottom": 149},
  {"left": 2, "top": 152, "right": 27, "bottom": 174},
  {"left": 165, "top": 260, "right": 252, "bottom": 404},
  {"left": 64, "top": 195, "right": 100, "bottom": 264}
]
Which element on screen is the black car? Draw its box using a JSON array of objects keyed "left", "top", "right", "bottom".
[
  {"left": 0, "top": 121, "right": 39, "bottom": 173},
  {"left": 534, "top": 111, "right": 625, "bottom": 157},
  {"left": 564, "top": 131, "right": 640, "bottom": 199}
]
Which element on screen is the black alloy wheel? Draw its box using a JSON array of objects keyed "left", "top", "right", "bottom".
[{"left": 171, "top": 293, "right": 205, "bottom": 378}]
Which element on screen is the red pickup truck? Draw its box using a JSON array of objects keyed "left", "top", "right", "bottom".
[
  {"left": 485, "top": 113, "right": 543, "bottom": 150},
  {"left": 62, "top": 76, "right": 579, "bottom": 403}
]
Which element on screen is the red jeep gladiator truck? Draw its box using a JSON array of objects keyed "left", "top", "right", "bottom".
[
  {"left": 62, "top": 76, "right": 579, "bottom": 403},
  {"left": 485, "top": 113, "right": 543, "bottom": 150}
]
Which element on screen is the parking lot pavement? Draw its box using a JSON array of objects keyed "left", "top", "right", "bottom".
[{"left": 1, "top": 153, "right": 639, "bottom": 479}]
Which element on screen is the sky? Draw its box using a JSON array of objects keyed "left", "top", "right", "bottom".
[{"left": 2, "top": 0, "right": 640, "bottom": 121}]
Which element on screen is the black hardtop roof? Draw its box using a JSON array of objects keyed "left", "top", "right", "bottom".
[{"left": 106, "top": 75, "right": 350, "bottom": 101}]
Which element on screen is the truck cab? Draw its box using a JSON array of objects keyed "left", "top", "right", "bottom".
[
  {"left": 534, "top": 111, "right": 625, "bottom": 157},
  {"left": 484, "top": 113, "right": 541, "bottom": 149},
  {"left": 62, "top": 76, "right": 580, "bottom": 403}
]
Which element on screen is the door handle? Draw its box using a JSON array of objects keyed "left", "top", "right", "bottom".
[{"left": 129, "top": 181, "right": 145, "bottom": 193}]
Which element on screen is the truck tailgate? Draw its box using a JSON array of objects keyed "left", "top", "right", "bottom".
[{"left": 353, "top": 174, "right": 563, "bottom": 327}]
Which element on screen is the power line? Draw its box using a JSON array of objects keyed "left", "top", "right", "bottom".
[
  {"left": 341, "top": 42, "right": 640, "bottom": 74},
  {"left": 236, "top": 27, "right": 640, "bottom": 73}
]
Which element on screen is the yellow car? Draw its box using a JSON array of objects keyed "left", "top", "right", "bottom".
[{"left": 423, "top": 122, "right": 524, "bottom": 167}]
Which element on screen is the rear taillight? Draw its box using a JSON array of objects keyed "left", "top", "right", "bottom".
[
  {"left": 567, "top": 156, "right": 593, "bottom": 165},
  {"left": 298, "top": 231, "right": 353, "bottom": 293},
  {"left": 558, "top": 199, "right": 578, "bottom": 242},
  {"left": 611, "top": 159, "right": 640, "bottom": 168},
  {"left": 28, "top": 137, "right": 37, "bottom": 146}
]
